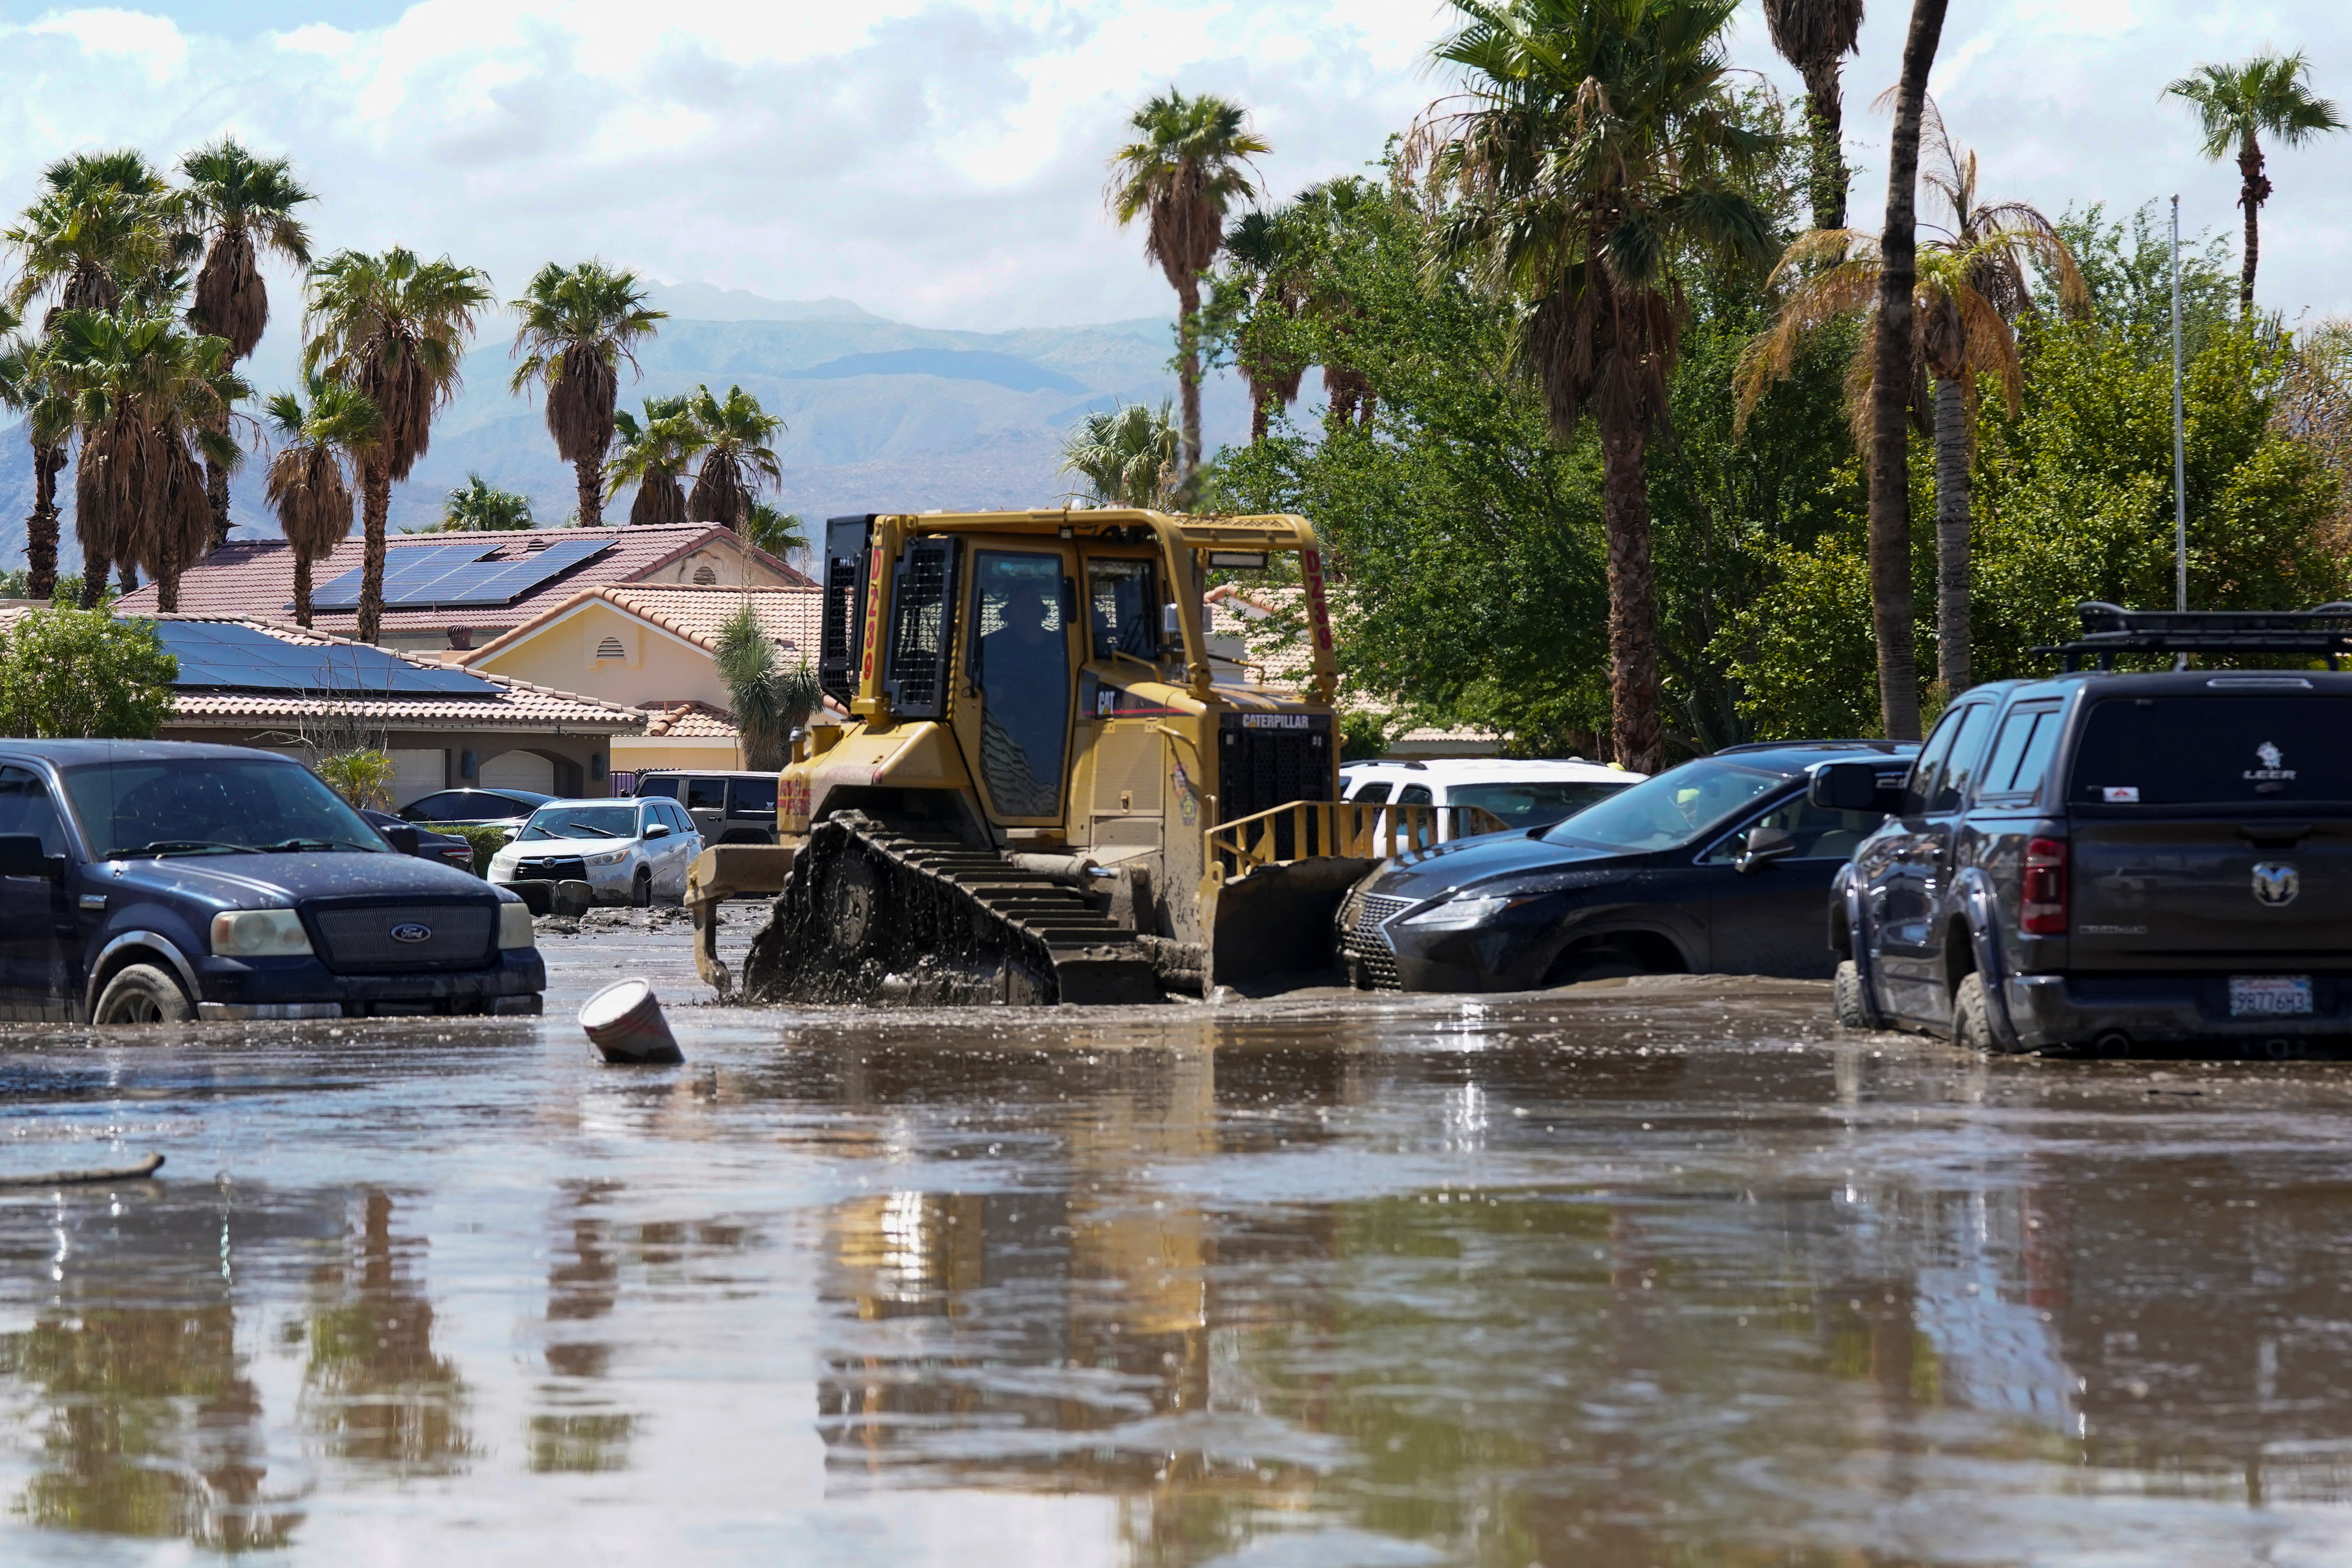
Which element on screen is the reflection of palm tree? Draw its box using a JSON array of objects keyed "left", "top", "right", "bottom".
[
  {"left": 532, "top": 1182, "right": 635, "bottom": 1474},
  {"left": 300, "top": 1190, "right": 473, "bottom": 1474}
]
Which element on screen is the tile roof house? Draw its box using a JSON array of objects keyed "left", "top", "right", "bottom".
[
  {"left": 456, "top": 583, "right": 827, "bottom": 775},
  {"left": 115, "top": 524, "right": 813, "bottom": 659},
  {"left": 135, "top": 615, "right": 646, "bottom": 805}
]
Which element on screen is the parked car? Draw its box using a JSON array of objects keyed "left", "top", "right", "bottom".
[
  {"left": 0, "top": 741, "right": 541, "bottom": 1024},
  {"left": 486, "top": 797, "right": 702, "bottom": 907},
  {"left": 1831, "top": 604, "right": 2352, "bottom": 1055},
  {"left": 1336, "top": 742, "right": 1914, "bottom": 992},
  {"left": 1340, "top": 758, "right": 1640, "bottom": 844},
  {"left": 631, "top": 771, "right": 779, "bottom": 845},
  {"left": 398, "top": 787, "right": 555, "bottom": 830},
  {"left": 361, "top": 808, "right": 476, "bottom": 874}
]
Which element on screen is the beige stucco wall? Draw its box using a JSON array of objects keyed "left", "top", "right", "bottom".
[
  {"left": 468, "top": 600, "right": 730, "bottom": 712},
  {"left": 613, "top": 737, "right": 742, "bottom": 774}
]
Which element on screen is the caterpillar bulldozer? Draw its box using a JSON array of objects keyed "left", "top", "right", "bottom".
[{"left": 682, "top": 507, "right": 1501, "bottom": 1006}]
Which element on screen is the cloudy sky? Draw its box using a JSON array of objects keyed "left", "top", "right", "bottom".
[{"left": 2, "top": 0, "right": 2349, "bottom": 335}]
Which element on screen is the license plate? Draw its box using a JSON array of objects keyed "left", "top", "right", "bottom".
[{"left": 2230, "top": 975, "right": 2314, "bottom": 1017}]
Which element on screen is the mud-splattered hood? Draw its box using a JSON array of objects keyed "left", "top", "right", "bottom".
[{"left": 99, "top": 850, "right": 499, "bottom": 911}]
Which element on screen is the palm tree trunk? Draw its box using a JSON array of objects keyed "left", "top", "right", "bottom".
[
  {"left": 79, "top": 548, "right": 108, "bottom": 610},
  {"left": 2237, "top": 133, "right": 2268, "bottom": 315},
  {"left": 205, "top": 454, "right": 231, "bottom": 552},
  {"left": 116, "top": 564, "right": 138, "bottom": 596},
  {"left": 156, "top": 529, "right": 180, "bottom": 614},
  {"left": 1867, "top": 0, "right": 1949, "bottom": 743},
  {"left": 358, "top": 466, "right": 390, "bottom": 644},
  {"left": 1175, "top": 274, "right": 1203, "bottom": 480},
  {"left": 1596, "top": 412, "right": 1663, "bottom": 775},
  {"left": 1933, "top": 375, "right": 1972, "bottom": 693},
  {"left": 294, "top": 551, "right": 313, "bottom": 629},
  {"left": 26, "top": 439, "right": 63, "bottom": 601},
  {"left": 576, "top": 453, "right": 603, "bottom": 528},
  {"left": 1800, "top": 60, "right": 1849, "bottom": 231},
  {"left": 1247, "top": 374, "right": 1269, "bottom": 444}
]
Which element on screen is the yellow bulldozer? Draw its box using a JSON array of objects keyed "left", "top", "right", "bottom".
[{"left": 684, "top": 508, "right": 1502, "bottom": 1004}]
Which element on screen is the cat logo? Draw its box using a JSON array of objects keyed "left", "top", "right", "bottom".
[{"left": 2251, "top": 861, "right": 2300, "bottom": 908}]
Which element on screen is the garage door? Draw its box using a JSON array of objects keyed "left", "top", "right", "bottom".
[
  {"left": 480, "top": 750, "right": 556, "bottom": 793},
  {"left": 391, "top": 749, "right": 447, "bottom": 811}
]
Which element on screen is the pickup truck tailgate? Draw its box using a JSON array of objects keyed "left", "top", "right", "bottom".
[{"left": 2069, "top": 819, "right": 2352, "bottom": 968}]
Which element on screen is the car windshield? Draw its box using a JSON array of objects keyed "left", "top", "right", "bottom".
[
  {"left": 1539, "top": 758, "right": 1787, "bottom": 852},
  {"left": 1450, "top": 779, "right": 1630, "bottom": 830},
  {"left": 519, "top": 804, "right": 639, "bottom": 842},
  {"left": 62, "top": 758, "right": 390, "bottom": 859}
]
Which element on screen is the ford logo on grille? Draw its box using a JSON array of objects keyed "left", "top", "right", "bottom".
[{"left": 390, "top": 922, "right": 434, "bottom": 943}]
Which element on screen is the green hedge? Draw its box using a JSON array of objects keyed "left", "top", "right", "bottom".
[{"left": 425, "top": 822, "right": 512, "bottom": 877}]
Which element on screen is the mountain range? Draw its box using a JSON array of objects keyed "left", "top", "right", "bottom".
[{"left": 0, "top": 283, "right": 1257, "bottom": 572}]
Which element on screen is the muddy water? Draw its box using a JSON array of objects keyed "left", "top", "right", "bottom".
[{"left": 7, "top": 936, "right": 2352, "bottom": 1564}]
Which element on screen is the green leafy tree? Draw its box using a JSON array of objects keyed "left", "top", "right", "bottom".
[
  {"left": 1412, "top": 0, "right": 1777, "bottom": 771},
  {"left": 1107, "top": 90, "right": 1269, "bottom": 480},
  {"left": 179, "top": 138, "right": 316, "bottom": 548},
  {"left": 509, "top": 261, "right": 664, "bottom": 528},
  {"left": 302, "top": 247, "right": 494, "bottom": 643},
  {"left": 714, "top": 600, "right": 820, "bottom": 772},
  {"left": 1060, "top": 400, "right": 1179, "bottom": 507},
  {"left": 0, "top": 608, "right": 178, "bottom": 738},
  {"left": 2166, "top": 52, "right": 2345, "bottom": 312},
  {"left": 606, "top": 394, "right": 705, "bottom": 527},
  {"left": 683, "top": 384, "right": 782, "bottom": 530},
  {"left": 264, "top": 374, "right": 380, "bottom": 626}
]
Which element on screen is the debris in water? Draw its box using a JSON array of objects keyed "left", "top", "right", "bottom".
[
  {"left": 0, "top": 1152, "right": 164, "bottom": 1187},
  {"left": 580, "top": 979, "right": 685, "bottom": 1065}
]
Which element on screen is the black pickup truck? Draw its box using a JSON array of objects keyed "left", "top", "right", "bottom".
[
  {"left": 1826, "top": 603, "right": 2352, "bottom": 1055},
  {"left": 0, "top": 741, "right": 542, "bottom": 1024}
]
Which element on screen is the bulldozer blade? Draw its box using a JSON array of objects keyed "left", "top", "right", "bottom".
[{"left": 1210, "top": 856, "right": 1378, "bottom": 988}]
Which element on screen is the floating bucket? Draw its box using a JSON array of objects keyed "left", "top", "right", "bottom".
[{"left": 579, "top": 978, "right": 684, "bottom": 1065}]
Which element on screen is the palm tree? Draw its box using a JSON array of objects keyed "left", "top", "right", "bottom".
[
  {"left": 263, "top": 374, "right": 379, "bottom": 627},
  {"left": 1059, "top": 400, "right": 1180, "bottom": 507},
  {"left": 180, "top": 139, "right": 316, "bottom": 551},
  {"left": 5, "top": 151, "right": 179, "bottom": 601},
  {"left": 683, "top": 384, "right": 782, "bottom": 530},
  {"left": 1737, "top": 104, "right": 2086, "bottom": 693},
  {"left": 1107, "top": 90, "right": 1270, "bottom": 481},
  {"left": 1413, "top": 0, "right": 1776, "bottom": 772},
  {"left": 508, "top": 261, "right": 665, "bottom": 529},
  {"left": 606, "top": 395, "right": 705, "bottom": 526},
  {"left": 741, "top": 500, "right": 807, "bottom": 559},
  {"left": 1216, "top": 209, "right": 1310, "bottom": 442},
  {"left": 427, "top": 474, "right": 535, "bottom": 533},
  {"left": 1864, "top": 0, "right": 1950, "bottom": 741},
  {"left": 301, "top": 247, "right": 493, "bottom": 643},
  {"left": 1762, "top": 0, "right": 1866, "bottom": 230},
  {"left": 2166, "top": 53, "right": 2345, "bottom": 313},
  {"left": 43, "top": 309, "right": 246, "bottom": 611},
  {"left": 0, "top": 312, "right": 67, "bottom": 600},
  {"left": 715, "top": 600, "right": 821, "bottom": 772}
]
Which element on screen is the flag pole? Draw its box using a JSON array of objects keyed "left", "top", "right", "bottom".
[{"left": 2172, "top": 195, "right": 2188, "bottom": 613}]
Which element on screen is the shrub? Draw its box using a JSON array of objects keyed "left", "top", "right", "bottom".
[{"left": 0, "top": 609, "right": 177, "bottom": 738}]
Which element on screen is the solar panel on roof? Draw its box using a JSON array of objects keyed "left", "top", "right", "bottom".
[
  {"left": 156, "top": 621, "right": 496, "bottom": 696},
  {"left": 303, "top": 536, "right": 615, "bottom": 613}
]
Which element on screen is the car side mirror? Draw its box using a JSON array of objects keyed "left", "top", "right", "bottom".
[
  {"left": 383, "top": 823, "right": 420, "bottom": 856},
  {"left": 645, "top": 823, "right": 671, "bottom": 839},
  {"left": 0, "top": 834, "right": 64, "bottom": 882},
  {"left": 499, "top": 826, "right": 519, "bottom": 842},
  {"left": 1735, "top": 825, "right": 1797, "bottom": 875},
  {"left": 1808, "top": 761, "right": 1881, "bottom": 811}
]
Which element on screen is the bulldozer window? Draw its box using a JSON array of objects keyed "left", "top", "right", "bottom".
[
  {"left": 970, "top": 551, "right": 1071, "bottom": 817},
  {"left": 1087, "top": 558, "right": 1159, "bottom": 662}
]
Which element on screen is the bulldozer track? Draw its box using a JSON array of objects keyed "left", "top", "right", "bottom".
[{"left": 740, "top": 812, "right": 1162, "bottom": 1006}]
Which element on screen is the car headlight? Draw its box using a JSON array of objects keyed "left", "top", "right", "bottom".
[
  {"left": 1398, "top": 893, "right": 1534, "bottom": 930},
  {"left": 497, "top": 901, "right": 536, "bottom": 950},
  {"left": 210, "top": 909, "right": 313, "bottom": 957},
  {"left": 587, "top": 848, "right": 628, "bottom": 866}
]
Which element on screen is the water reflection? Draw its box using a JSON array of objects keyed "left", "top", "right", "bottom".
[{"left": 299, "top": 1189, "right": 473, "bottom": 1475}]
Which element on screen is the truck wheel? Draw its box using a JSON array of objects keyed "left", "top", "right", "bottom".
[
  {"left": 1833, "top": 961, "right": 1875, "bottom": 1028},
  {"left": 631, "top": 868, "right": 652, "bottom": 908},
  {"left": 1950, "top": 972, "right": 2005, "bottom": 1054},
  {"left": 95, "top": 964, "right": 194, "bottom": 1025}
]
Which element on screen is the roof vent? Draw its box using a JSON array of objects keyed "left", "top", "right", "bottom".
[
  {"left": 596, "top": 636, "right": 625, "bottom": 660},
  {"left": 693, "top": 564, "right": 719, "bottom": 585}
]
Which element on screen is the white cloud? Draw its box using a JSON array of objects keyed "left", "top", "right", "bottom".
[{"left": 26, "top": 7, "right": 190, "bottom": 80}]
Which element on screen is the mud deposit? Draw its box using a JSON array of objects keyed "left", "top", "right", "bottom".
[{"left": 7, "top": 930, "right": 2352, "bottom": 1564}]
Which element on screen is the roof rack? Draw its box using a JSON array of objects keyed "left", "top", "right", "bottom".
[
  {"left": 2035, "top": 601, "right": 2352, "bottom": 671},
  {"left": 1713, "top": 739, "right": 1905, "bottom": 755}
]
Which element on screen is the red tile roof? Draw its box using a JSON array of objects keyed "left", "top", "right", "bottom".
[
  {"left": 117, "top": 525, "right": 812, "bottom": 639},
  {"left": 459, "top": 582, "right": 824, "bottom": 667}
]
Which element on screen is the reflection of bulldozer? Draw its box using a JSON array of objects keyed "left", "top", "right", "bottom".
[{"left": 685, "top": 508, "right": 1497, "bottom": 1004}]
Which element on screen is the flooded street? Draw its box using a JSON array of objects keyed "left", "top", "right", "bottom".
[{"left": 8, "top": 920, "right": 2352, "bottom": 1564}]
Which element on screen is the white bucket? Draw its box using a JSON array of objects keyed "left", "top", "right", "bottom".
[{"left": 579, "top": 978, "right": 684, "bottom": 1064}]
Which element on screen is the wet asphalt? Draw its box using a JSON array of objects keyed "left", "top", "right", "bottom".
[{"left": 5, "top": 908, "right": 2352, "bottom": 1565}]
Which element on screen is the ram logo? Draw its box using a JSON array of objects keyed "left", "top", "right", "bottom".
[
  {"left": 390, "top": 922, "right": 434, "bottom": 943},
  {"left": 2251, "top": 863, "right": 2299, "bottom": 908}
]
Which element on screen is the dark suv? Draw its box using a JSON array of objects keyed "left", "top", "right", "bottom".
[
  {"left": 0, "top": 741, "right": 542, "bottom": 1025},
  {"left": 1829, "top": 603, "right": 2352, "bottom": 1054}
]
